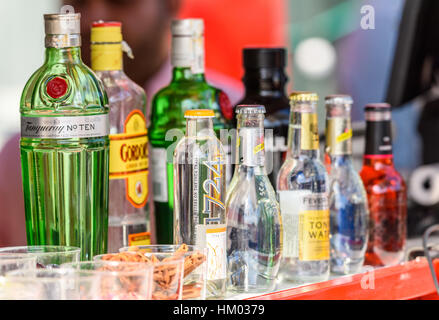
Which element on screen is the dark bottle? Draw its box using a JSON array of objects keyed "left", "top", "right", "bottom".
[
  {"left": 359, "top": 103, "right": 407, "bottom": 266},
  {"left": 235, "top": 48, "right": 290, "bottom": 186}
]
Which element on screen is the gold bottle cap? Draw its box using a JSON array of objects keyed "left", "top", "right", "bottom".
[
  {"left": 289, "top": 91, "right": 319, "bottom": 102},
  {"left": 91, "top": 21, "right": 122, "bottom": 43},
  {"left": 44, "top": 13, "right": 81, "bottom": 48}
]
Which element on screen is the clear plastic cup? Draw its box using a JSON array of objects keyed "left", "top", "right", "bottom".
[
  {"left": 2, "top": 268, "right": 100, "bottom": 300},
  {"left": 118, "top": 244, "right": 208, "bottom": 300},
  {"left": 94, "top": 251, "right": 185, "bottom": 300},
  {"left": 0, "top": 254, "right": 37, "bottom": 276},
  {"left": 0, "top": 246, "right": 80, "bottom": 268},
  {"left": 62, "top": 261, "right": 154, "bottom": 300}
]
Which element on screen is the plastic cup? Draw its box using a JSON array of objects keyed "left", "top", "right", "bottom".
[
  {"left": 94, "top": 251, "right": 185, "bottom": 300},
  {"left": 2, "top": 268, "right": 100, "bottom": 300},
  {"left": 0, "top": 246, "right": 80, "bottom": 268},
  {"left": 0, "top": 254, "right": 37, "bottom": 276},
  {"left": 118, "top": 244, "right": 208, "bottom": 300},
  {"left": 62, "top": 261, "right": 153, "bottom": 300}
]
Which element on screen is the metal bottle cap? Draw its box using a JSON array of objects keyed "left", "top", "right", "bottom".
[
  {"left": 171, "top": 19, "right": 204, "bottom": 36},
  {"left": 236, "top": 105, "right": 266, "bottom": 114},
  {"left": 289, "top": 91, "right": 319, "bottom": 102},
  {"left": 44, "top": 13, "right": 81, "bottom": 48},
  {"left": 325, "top": 94, "right": 353, "bottom": 105}
]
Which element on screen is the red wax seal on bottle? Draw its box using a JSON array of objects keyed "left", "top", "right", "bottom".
[
  {"left": 218, "top": 91, "right": 233, "bottom": 120},
  {"left": 46, "top": 77, "right": 68, "bottom": 99}
]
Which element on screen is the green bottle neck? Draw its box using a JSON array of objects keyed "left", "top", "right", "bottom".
[
  {"left": 172, "top": 67, "right": 205, "bottom": 82},
  {"left": 44, "top": 46, "right": 83, "bottom": 64}
]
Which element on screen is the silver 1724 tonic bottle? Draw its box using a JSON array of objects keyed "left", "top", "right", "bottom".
[
  {"left": 91, "top": 21, "right": 150, "bottom": 252},
  {"left": 20, "top": 13, "right": 109, "bottom": 260},
  {"left": 226, "top": 105, "right": 282, "bottom": 293},
  {"left": 173, "top": 109, "right": 227, "bottom": 299},
  {"left": 276, "top": 92, "right": 330, "bottom": 284}
]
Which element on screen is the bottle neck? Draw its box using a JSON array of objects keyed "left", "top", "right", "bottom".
[
  {"left": 91, "top": 43, "right": 123, "bottom": 71},
  {"left": 237, "top": 114, "right": 266, "bottom": 167},
  {"left": 325, "top": 104, "right": 353, "bottom": 157},
  {"left": 243, "top": 68, "right": 288, "bottom": 98},
  {"left": 171, "top": 34, "right": 205, "bottom": 74},
  {"left": 364, "top": 114, "right": 393, "bottom": 157},
  {"left": 186, "top": 117, "right": 214, "bottom": 137},
  {"left": 172, "top": 67, "right": 205, "bottom": 82},
  {"left": 44, "top": 46, "right": 82, "bottom": 64},
  {"left": 288, "top": 102, "right": 320, "bottom": 158}
]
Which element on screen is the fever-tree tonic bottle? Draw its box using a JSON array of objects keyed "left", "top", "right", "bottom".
[
  {"left": 276, "top": 92, "right": 330, "bottom": 283},
  {"left": 226, "top": 105, "right": 282, "bottom": 293},
  {"left": 173, "top": 109, "right": 227, "bottom": 299},
  {"left": 91, "top": 21, "right": 150, "bottom": 252},
  {"left": 150, "top": 19, "right": 232, "bottom": 244},
  {"left": 324, "top": 95, "right": 368, "bottom": 274},
  {"left": 20, "top": 13, "right": 109, "bottom": 260}
]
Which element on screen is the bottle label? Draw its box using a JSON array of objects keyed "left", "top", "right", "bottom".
[
  {"left": 301, "top": 113, "right": 319, "bottom": 150},
  {"left": 325, "top": 117, "right": 352, "bottom": 155},
  {"left": 150, "top": 147, "right": 168, "bottom": 202},
  {"left": 278, "top": 190, "right": 312, "bottom": 258},
  {"left": 171, "top": 35, "right": 204, "bottom": 73},
  {"left": 240, "top": 127, "right": 265, "bottom": 167},
  {"left": 365, "top": 120, "right": 392, "bottom": 155},
  {"left": 128, "top": 232, "right": 151, "bottom": 246},
  {"left": 298, "top": 194, "right": 330, "bottom": 261},
  {"left": 21, "top": 114, "right": 109, "bottom": 139},
  {"left": 109, "top": 110, "right": 148, "bottom": 208},
  {"left": 91, "top": 43, "right": 123, "bottom": 71},
  {"left": 196, "top": 225, "right": 227, "bottom": 280}
]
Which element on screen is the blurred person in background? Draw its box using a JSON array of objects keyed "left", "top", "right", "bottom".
[{"left": 0, "top": 0, "right": 241, "bottom": 246}]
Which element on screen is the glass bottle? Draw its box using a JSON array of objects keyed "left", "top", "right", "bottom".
[
  {"left": 276, "top": 92, "right": 330, "bottom": 283},
  {"left": 20, "top": 13, "right": 109, "bottom": 260},
  {"left": 91, "top": 21, "right": 150, "bottom": 253},
  {"left": 173, "top": 109, "right": 227, "bottom": 299},
  {"left": 149, "top": 19, "right": 232, "bottom": 244},
  {"left": 233, "top": 48, "right": 289, "bottom": 187},
  {"left": 324, "top": 95, "right": 368, "bottom": 274},
  {"left": 226, "top": 105, "right": 282, "bottom": 293},
  {"left": 359, "top": 103, "right": 407, "bottom": 266}
]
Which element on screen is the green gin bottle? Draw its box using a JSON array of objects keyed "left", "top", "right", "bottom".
[
  {"left": 20, "top": 13, "right": 109, "bottom": 260},
  {"left": 149, "top": 19, "right": 232, "bottom": 244}
]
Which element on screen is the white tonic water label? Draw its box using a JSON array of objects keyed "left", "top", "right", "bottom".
[
  {"left": 196, "top": 224, "right": 227, "bottom": 280},
  {"left": 150, "top": 148, "right": 168, "bottom": 202},
  {"left": 21, "top": 114, "right": 109, "bottom": 139},
  {"left": 278, "top": 190, "right": 312, "bottom": 258}
]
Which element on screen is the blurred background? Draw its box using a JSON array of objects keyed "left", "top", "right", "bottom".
[{"left": 1, "top": 0, "right": 438, "bottom": 244}]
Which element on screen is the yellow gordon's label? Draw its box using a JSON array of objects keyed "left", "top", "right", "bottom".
[
  {"left": 91, "top": 43, "right": 122, "bottom": 71},
  {"left": 253, "top": 142, "right": 264, "bottom": 154},
  {"left": 301, "top": 113, "right": 319, "bottom": 150},
  {"left": 109, "top": 110, "right": 148, "bottom": 208},
  {"left": 298, "top": 196, "right": 330, "bottom": 261},
  {"left": 128, "top": 232, "right": 151, "bottom": 246},
  {"left": 325, "top": 117, "right": 352, "bottom": 155}
]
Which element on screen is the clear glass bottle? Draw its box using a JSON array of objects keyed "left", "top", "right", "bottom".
[
  {"left": 226, "top": 105, "right": 282, "bottom": 293},
  {"left": 20, "top": 13, "right": 109, "bottom": 261},
  {"left": 359, "top": 103, "right": 407, "bottom": 266},
  {"left": 173, "top": 109, "right": 227, "bottom": 299},
  {"left": 91, "top": 21, "right": 150, "bottom": 253},
  {"left": 324, "top": 95, "right": 369, "bottom": 275},
  {"left": 149, "top": 19, "right": 232, "bottom": 245},
  {"left": 276, "top": 92, "right": 330, "bottom": 284}
]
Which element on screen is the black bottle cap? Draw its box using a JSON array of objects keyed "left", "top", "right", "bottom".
[{"left": 243, "top": 48, "right": 286, "bottom": 69}]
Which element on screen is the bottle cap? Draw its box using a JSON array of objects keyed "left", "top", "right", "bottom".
[
  {"left": 236, "top": 105, "right": 266, "bottom": 114},
  {"left": 243, "top": 48, "right": 286, "bottom": 69},
  {"left": 44, "top": 13, "right": 81, "bottom": 35},
  {"left": 171, "top": 19, "right": 204, "bottom": 37},
  {"left": 365, "top": 103, "right": 391, "bottom": 111},
  {"left": 325, "top": 94, "right": 353, "bottom": 105},
  {"left": 184, "top": 109, "right": 215, "bottom": 118},
  {"left": 91, "top": 21, "right": 122, "bottom": 43},
  {"left": 44, "top": 13, "right": 81, "bottom": 48},
  {"left": 289, "top": 91, "right": 319, "bottom": 102}
]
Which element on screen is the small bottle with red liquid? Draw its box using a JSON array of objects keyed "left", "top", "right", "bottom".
[{"left": 359, "top": 103, "right": 407, "bottom": 266}]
